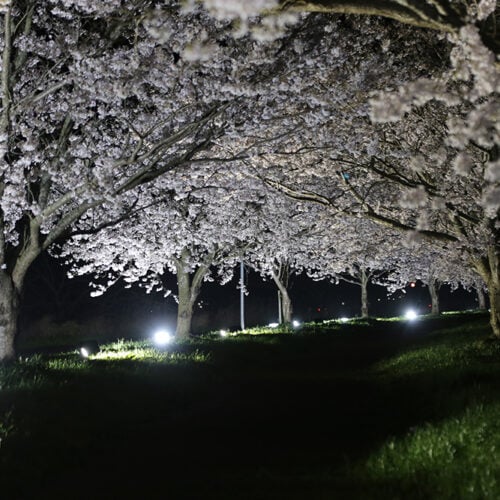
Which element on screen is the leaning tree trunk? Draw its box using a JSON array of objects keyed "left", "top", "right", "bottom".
[
  {"left": 271, "top": 271, "right": 293, "bottom": 324},
  {"left": 0, "top": 271, "right": 19, "bottom": 361},
  {"left": 0, "top": 235, "right": 39, "bottom": 361},
  {"left": 473, "top": 247, "right": 500, "bottom": 338},
  {"left": 428, "top": 279, "right": 441, "bottom": 315},
  {"left": 487, "top": 277, "right": 500, "bottom": 337},
  {"left": 360, "top": 268, "right": 369, "bottom": 318}
]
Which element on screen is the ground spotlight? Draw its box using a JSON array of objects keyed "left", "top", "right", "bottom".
[
  {"left": 153, "top": 329, "right": 173, "bottom": 346},
  {"left": 292, "top": 320, "right": 301, "bottom": 328},
  {"left": 268, "top": 322, "right": 279, "bottom": 328},
  {"left": 219, "top": 329, "right": 228, "bottom": 337},
  {"left": 79, "top": 340, "right": 100, "bottom": 358},
  {"left": 405, "top": 309, "right": 418, "bottom": 321},
  {"left": 339, "top": 317, "right": 349, "bottom": 323}
]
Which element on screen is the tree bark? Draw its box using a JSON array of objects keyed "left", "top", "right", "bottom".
[
  {"left": 174, "top": 250, "right": 211, "bottom": 341},
  {"left": 271, "top": 270, "right": 293, "bottom": 324},
  {"left": 473, "top": 247, "right": 500, "bottom": 337},
  {"left": 428, "top": 279, "right": 440, "bottom": 315},
  {"left": 281, "top": 288, "right": 293, "bottom": 324},
  {"left": 360, "top": 267, "right": 369, "bottom": 318},
  {"left": 476, "top": 285, "right": 487, "bottom": 310},
  {"left": 0, "top": 271, "right": 19, "bottom": 361}
]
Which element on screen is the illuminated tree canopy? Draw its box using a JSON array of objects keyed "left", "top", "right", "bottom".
[{"left": 0, "top": 0, "right": 498, "bottom": 359}]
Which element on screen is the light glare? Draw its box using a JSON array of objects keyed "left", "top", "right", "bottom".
[
  {"left": 80, "top": 347, "right": 89, "bottom": 358},
  {"left": 405, "top": 309, "right": 418, "bottom": 320},
  {"left": 339, "top": 317, "right": 349, "bottom": 323},
  {"left": 268, "top": 322, "right": 279, "bottom": 328},
  {"left": 220, "top": 329, "right": 228, "bottom": 337},
  {"left": 153, "top": 329, "right": 172, "bottom": 345},
  {"left": 292, "top": 320, "right": 301, "bottom": 328}
]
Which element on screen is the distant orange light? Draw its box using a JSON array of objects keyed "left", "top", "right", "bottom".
[{"left": 410, "top": 282, "right": 416, "bottom": 288}]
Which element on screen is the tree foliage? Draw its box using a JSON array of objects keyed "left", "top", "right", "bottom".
[{"left": 0, "top": 0, "right": 498, "bottom": 358}]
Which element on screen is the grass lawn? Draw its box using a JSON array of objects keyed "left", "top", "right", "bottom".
[{"left": 1, "top": 311, "right": 499, "bottom": 499}]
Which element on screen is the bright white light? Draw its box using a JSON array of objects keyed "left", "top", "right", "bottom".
[
  {"left": 80, "top": 347, "right": 89, "bottom": 358},
  {"left": 153, "top": 329, "right": 173, "bottom": 346},
  {"left": 339, "top": 317, "right": 349, "bottom": 323},
  {"left": 292, "top": 320, "right": 301, "bottom": 328},
  {"left": 220, "top": 329, "right": 228, "bottom": 337},
  {"left": 268, "top": 322, "right": 279, "bottom": 328},
  {"left": 405, "top": 309, "right": 418, "bottom": 321}
]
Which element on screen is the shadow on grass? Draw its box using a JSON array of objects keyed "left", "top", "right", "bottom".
[{"left": 1, "top": 311, "right": 498, "bottom": 499}]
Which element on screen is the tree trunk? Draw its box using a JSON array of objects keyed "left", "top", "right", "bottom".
[
  {"left": 473, "top": 247, "right": 500, "bottom": 337},
  {"left": 176, "top": 265, "right": 194, "bottom": 341},
  {"left": 271, "top": 271, "right": 293, "bottom": 324},
  {"left": 174, "top": 251, "right": 211, "bottom": 341},
  {"left": 475, "top": 282, "right": 487, "bottom": 310},
  {"left": 428, "top": 279, "right": 440, "bottom": 315},
  {"left": 0, "top": 271, "right": 19, "bottom": 361},
  {"left": 487, "top": 278, "right": 500, "bottom": 337},
  {"left": 360, "top": 268, "right": 369, "bottom": 318},
  {"left": 281, "top": 288, "right": 293, "bottom": 324}
]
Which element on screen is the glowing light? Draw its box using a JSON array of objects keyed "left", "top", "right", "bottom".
[
  {"left": 153, "top": 329, "right": 173, "bottom": 346},
  {"left": 79, "top": 340, "right": 99, "bottom": 358},
  {"left": 339, "top": 317, "right": 349, "bottom": 323},
  {"left": 410, "top": 282, "right": 416, "bottom": 288},
  {"left": 405, "top": 309, "right": 418, "bottom": 321},
  {"left": 220, "top": 329, "right": 228, "bottom": 337},
  {"left": 268, "top": 322, "right": 279, "bottom": 328},
  {"left": 292, "top": 320, "right": 301, "bottom": 328}
]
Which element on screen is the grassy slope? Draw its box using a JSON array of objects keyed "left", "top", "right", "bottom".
[{"left": 0, "top": 312, "right": 499, "bottom": 499}]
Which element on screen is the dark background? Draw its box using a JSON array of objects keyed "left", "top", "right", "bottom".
[{"left": 18, "top": 253, "right": 480, "bottom": 343}]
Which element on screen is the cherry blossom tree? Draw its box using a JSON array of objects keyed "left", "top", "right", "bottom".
[
  {"left": 0, "top": 0, "right": 332, "bottom": 358},
  {"left": 1, "top": 0, "right": 493, "bottom": 362},
  {"left": 242, "top": 195, "right": 321, "bottom": 325},
  {"left": 257, "top": 4, "right": 499, "bottom": 334},
  {"left": 382, "top": 240, "right": 479, "bottom": 315},
  {"left": 63, "top": 180, "right": 257, "bottom": 340},
  {"left": 294, "top": 215, "right": 404, "bottom": 318},
  {"left": 0, "top": 1, "right": 244, "bottom": 359}
]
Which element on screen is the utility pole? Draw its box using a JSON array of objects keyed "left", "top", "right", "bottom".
[{"left": 240, "top": 260, "right": 245, "bottom": 331}]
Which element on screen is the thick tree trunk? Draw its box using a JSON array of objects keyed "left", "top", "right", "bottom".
[
  {"left": 0, "top": 272, "right": 19, "bottom": 361},
  {"left": 176, "top": 268, "right": 194, "bottom": 341},
  {"left": 473, "top": 247, "right": 500, "bottom": 337},
  {"left": 428, "top": 279, "right": 440, "bottom": 315},
  {"left": 360, "top": 268, "right": 369, "bottom": 318},
  {"left": 174, "top": 251, "right": 211, "bottom": 341},
  {"left": 272, "top": 271, "right": 293, "bottom": 324},
  {"left": 281, "top": 288, "right": 293, "bottom": 324}
]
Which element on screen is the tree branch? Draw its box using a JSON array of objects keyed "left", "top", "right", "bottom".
[{"left": 279, "top": 0, "right": 465, "bottom": 32}]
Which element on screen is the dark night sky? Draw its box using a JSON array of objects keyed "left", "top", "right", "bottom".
[{"left": 19, "top": 253, "right": 480, "bottom": 342}]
